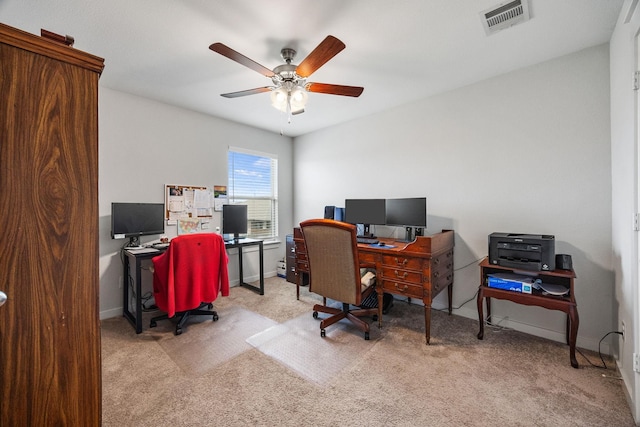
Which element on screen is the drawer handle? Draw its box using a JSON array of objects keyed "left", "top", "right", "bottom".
[
  {"left": 394, "top": 257, "right": 408, "bottom": 266},
  {"left": 434, "top": 258, "right": 440, "bottom": 266},
  {"left": 290, "top": 247, "right": 295, "bottom": 253},
  {"left": 434, "top": 271, "right": 440, "bottom": 279},
  {"left": 394, "top": 283, "right": 409, "bottom": 292},
  {"left": 394, "top": 270, "right": 408, "bottom": 279}
]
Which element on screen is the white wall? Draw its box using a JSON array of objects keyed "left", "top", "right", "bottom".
[
  {"left": 293, "top": 44, "right": 613, "bottom": 352},
  {"left": 610, "top": 0, "right": 639, "bottom": 421},
  {"left": 98, "top": 88, "right": 294, "bottom": 319}
]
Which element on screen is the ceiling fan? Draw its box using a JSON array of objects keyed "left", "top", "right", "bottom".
[{"left": 209, "top": 36, "right": 364, "bottom": 117}]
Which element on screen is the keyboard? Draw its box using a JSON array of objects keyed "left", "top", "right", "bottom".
[
  {"left": 126, "top": 247, "right": 159, "bottom": 254},
  {"left": 357, "top": 237, "right": 379, "bottom": 245}
]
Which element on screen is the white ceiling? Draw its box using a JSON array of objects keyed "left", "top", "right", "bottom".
[{"left": 0, "top": 0, "right": 624, "bottom": 137}]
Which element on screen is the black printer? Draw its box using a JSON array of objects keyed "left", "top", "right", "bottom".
[{"left": 488, "top": 232, "right": 555, "bottom": 271}]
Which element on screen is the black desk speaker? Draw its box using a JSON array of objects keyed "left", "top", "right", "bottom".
[{"left": 555, "top": 254, "right": 573, "bottom": 270}]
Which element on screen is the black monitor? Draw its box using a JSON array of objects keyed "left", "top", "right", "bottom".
[
  {"left": 344, "top": 199, "right": 386, "bottom": 238},
  {"left": 111, "top": 202, "right": 165, "bottom": 247},
  {"left": 385, "top": 197, "right": 427, "bottom": 241},
  {"left": 222, "top": 204, "right": 248, "bottom": 241}
]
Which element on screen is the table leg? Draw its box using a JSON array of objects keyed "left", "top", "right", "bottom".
[
  {"left": 238, "top": 246, "right": 244, "bottom": 285},
  {"left": 258, "top": 241, "right": 264, "bottom": 295},
  {"left": 477, "top": 287, "right": 484, "bottom": 340},
  {"left": 377, "top": 286, "right": 383, "bottom": 328},
  {"left": 424, "top": 305, "right": 431, "bottom": 344},
  {"left": 568, "top": 306, "right": 579, "bottom": 368}
]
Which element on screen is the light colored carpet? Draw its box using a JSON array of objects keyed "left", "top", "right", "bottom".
[
  {"left": 101, "top": 276, "right": 635, "bottom": 426},
  {"left": 247, "top": 309, "right": 379, "bottom": 386},
  {"left": 152, "top": 306, "right": 278, "bottom": 377}
]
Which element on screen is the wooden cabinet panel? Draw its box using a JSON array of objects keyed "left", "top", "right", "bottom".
[{"left": 0, "top": 23, "right": 104, "bottom": 426}]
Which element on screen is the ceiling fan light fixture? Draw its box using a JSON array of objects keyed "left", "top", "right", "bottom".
[
  {"left": 290, "top": 86, "right": 308, "bottom": 111},
  {"left": 270, "top": 84, "right": 308, "bottom": 114},
  {"left": 270, "top": 87, "right": 288, "bottom": 112}
]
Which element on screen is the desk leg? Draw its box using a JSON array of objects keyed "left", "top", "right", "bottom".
[
  {"left": 236, "top": 241, "right": 264, "bottom": 295},
  {"left": 238, "top": 246, "right": 244, "bottom": 285},
  {"left": 447, "top": 283, "right": 453, "bottom": 315},
  {"left": 477, "top": 287, "right": 485, "bottom": 340},
  {"left": 377, "top": 286, "right": 384, "bottom": 328},
  {"left": 258, "top": 241, "right": 264, "bottom": 295},
  {"left": 134, "top": 257, "right": 143, "bottom": 333},
  {"left": 122, "top": 255, "right": 131, "bottom": 325},
  {"left": 424, "top": 305, "right": 431, "bottom": 344},
  {"left": 568, "top": 306, "right": 579, "bottom": 369}
]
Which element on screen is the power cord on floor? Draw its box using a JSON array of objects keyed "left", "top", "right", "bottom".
[
  {"left": 433, "top": 255, "right": 485, "bottom": 313},
  {"left": 574, "top": 331, "right": 623, "bottom": 371}
]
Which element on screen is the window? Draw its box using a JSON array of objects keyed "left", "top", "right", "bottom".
[{"left": 227, "top": 147, "right": 278, "bottom": 240}]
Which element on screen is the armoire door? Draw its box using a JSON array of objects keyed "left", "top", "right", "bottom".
[{"left": 0, "top": 24, "right": 104, "bottom": 425}]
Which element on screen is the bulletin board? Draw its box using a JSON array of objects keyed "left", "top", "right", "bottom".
[{"left": 165, "top": 184, "right": 213, "bottom": 223}]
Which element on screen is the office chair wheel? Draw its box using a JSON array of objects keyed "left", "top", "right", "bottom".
[
  {"left": 320, "top": 329, "right": 326, "bottom": 337},
  {"left": 365, "top": 331, "right": 370, "bottom": 340},
  {"left": 208, "top": 303, "right": 214, "bottom": 309},
  {"left": 313, "top": 311, "right": 319, "bottom": 319},
  {"left": 150, "top": 319, "right": 157, "bottom": 328},
  {"left": 175, "top": 327, "right": 183, "bottom": 336},
  {"left": 212, "top": 313, "right": 219, "bottom": 321}
]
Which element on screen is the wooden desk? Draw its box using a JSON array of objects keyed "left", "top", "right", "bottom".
[
  {"left": 476, "top": 258, "right": 579, "bottom": 368},
  {"left": 294, "top": 228, "right": 455, "bottom": 343}
]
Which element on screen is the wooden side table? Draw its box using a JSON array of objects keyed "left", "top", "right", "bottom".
[{"left": 476, "top": 258, "right": 579, "bottom": 368}]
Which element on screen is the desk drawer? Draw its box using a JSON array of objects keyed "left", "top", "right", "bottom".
[
  {"left": 296, "top": 260, "right": 309, "bottom": 273},
  {"left": 380, "top": 266, "right": 422, "bottom": 284},
  {"left": 431, "top": 272, "right": 453, "bottom": 296},
  {"left": 381, "top": 255, "right": 422, "bottom": 271},
  {"left": 381, "top": 279, "right": 422, "bottom": 298},
  {"left": 359, "top": 251, "right": 377, "bottom": 265}
]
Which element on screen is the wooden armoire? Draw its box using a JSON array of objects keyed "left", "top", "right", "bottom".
[{"left": 0, "top": 23, "right": 104, "bottom": 425}]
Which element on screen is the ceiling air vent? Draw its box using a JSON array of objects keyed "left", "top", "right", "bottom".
[{"left": 480, "top": 0, "right": 530, "bottom": 36}]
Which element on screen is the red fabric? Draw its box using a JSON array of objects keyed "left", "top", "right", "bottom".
[{"left": 152, "top": 233, "right": 229, "bottom": 318}]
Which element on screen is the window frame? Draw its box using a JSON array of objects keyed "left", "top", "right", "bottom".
[{"left": 227, "top": 146, "right": 279, "bottom": 241}]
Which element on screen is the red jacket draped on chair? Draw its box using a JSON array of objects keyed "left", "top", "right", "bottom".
[{"left": 152, "top": 233, "right": 230, "bottom": 318}]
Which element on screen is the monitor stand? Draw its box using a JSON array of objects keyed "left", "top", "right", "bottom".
[
  {"left": 357, "top": 224, "right": 376, "bottom": 239},
  {"left": 398, "top": 226, "right": 413, "bottom": 243},
  {"left": 126, "top": 236, "right": 142, "bottom": 248}
]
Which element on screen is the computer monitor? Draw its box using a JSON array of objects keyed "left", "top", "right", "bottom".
[
  {"left": 344, "top": 199, "right": 386, "bottom": 238},
  {"left": 222, "top": 204, "right": 248, "bottom": 241},
  {"left": 111, "top": 202, "right": 165, "bottom": 247},
  {"left": 385, "top": 197, "right": 427, "bottom": 241}
]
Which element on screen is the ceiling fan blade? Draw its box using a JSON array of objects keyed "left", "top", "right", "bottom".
[
  {"left": 221, "top": 87, "right": 272, "bottom": 98},
  {"left": 209, "top": 43, "right": 275, "bottom": 78},
  {"left": 306, "top": 82, "right": 364, "bottom": 97},
  {"left": 296, "top": 36, "right": 345, "bottom": 78}
]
